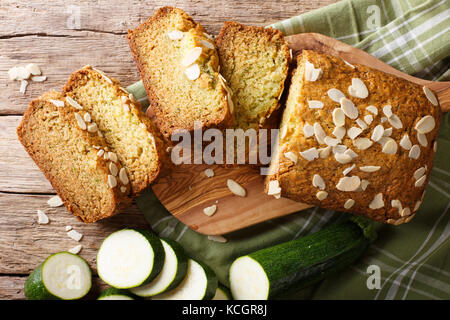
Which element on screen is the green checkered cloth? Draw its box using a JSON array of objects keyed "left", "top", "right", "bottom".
[{"left": 133, "top": 0, "right": 450, "bottom": 300}]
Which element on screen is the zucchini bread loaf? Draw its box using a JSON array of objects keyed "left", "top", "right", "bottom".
[
  {"left": 216, "top": 21, "right": 290, "bottom": 130},
  {"left": 63, "top": 66, "right": 167, "bottom": 196},
  {"left": 127, "top": 6, "right": 233, "bottom": 139},
  {"left": 266, "top": 50, "right": 441, "bottom": 225},
  {"left": 17, "top": 92, "right": 132, "bottom": 223}
]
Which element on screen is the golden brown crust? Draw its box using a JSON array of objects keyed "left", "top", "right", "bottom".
[
  {"left": 17, "top": 92, "right": 132, "bottom": 223},
  {"left": 127, "top": 6, "right": 233, "bottom": 139},
  {"left": 266, "top": 50, "right": 441, "bottom": 225},
  {"left": 62, "top": 66, "right": 167, "bottom": 196}
]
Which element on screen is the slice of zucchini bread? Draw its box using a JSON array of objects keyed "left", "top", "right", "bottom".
[
  {"left": 127, "top": 6, "right": 233, "bottom": 139},
  {"left": 266, "top": 50, "right": 441, "bottom": 225},
  {"left": 216, "top": 21, "right": 290, "bottom": 130},
  {"left": 63, "top": 66, "right": 167, "bottom": 196},
  {"left": 17, "top": 92, "right": 132, "bottom": 223}
]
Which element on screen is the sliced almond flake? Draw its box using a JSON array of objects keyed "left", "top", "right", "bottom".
[
  {"left": 324, "top": 136, "right": 340, "bottom": 147},
  {"left": 123, "top": 103, "right": 130, "bottom": 112},
  {"left": 68, "top": 244, "right": 82, "bottom": 255},
  {"left": 93, "top": 68, "right": 113, "bottom": 84},
  {"left": 97, "top": 149, "right": 104, "bottom": 157},
  {"left": 49, "top": 99, "right": 65, "bottom": 108},
  {"left": 382, "top": 105, "right": 393, "bottom": 118},
  {"left": 343, "top": 60, "right": 355, "bottom": 68},
  {"left": 182, "top": 47, "right": 203, "bottom": 67},
  {"left": 8, "top": 66, "right": 19, "bottom": 80},
  {"left": 203, "top": 205, "right": 217, "bottom": 217},
  {"left": 227, "top": 179, "right": 246, "bottom": 197},
  {"left": 299, "top": 147, "right": 319, "bottom": 161},
  {"left": 347, "top": 127, "right": 362, "bottom": 140},
  {"left": 284, "top": 151, "right": 298, "bottom": 164},
  {"left": 382, "top": 127, "right": 393, "bottom": 137},
  {"left": 207, "top": 235, "right": 227, "bottom": 243},
  {"left": 16, "top": 66, "right": 31, "bottom": 80},
  {"left": 400, "top": 207, "right": 411, "bottom": 217},
  {"left": 227, "top": 92, "right": 234, "bottom": 114},
  {"left": 399, "top": 134, "right": 412, "bottom": 150},
  {"left": 335, "top": 153, "right": 353, "bottom": 164},
  {"left": 344, "top": 148, "right": 358, "bottom": 159},
  {"left": 308, "top": 100, "right": 324, "bottom": 109},
  {"left": 87, "top": 123, "right": 98, "bottom": 133},
  {"left": 415, "top": 115, "right": 435, "bottom": 134},
  {"left": 380, "top": 116, "right": 387, "bottom": 123},
  {"left": 119, "top": 168, "right": 129, "bottom": 185},
  {"left": 108, "top": 175, "right": 117, "bottom": 188},
  {"left": 267, "top": 180, "right": 282, "bottom": 197},
  {"left": 382, "top": 139, "right": 397, "bottom": 154},
  {"left": 360, "top": 179, "right": 370, "bottom": 191},
  {"left": 318, "top": 146, "right": 332, "bottom": 158},
  {"left": 391, "top": 199, "right": 402, "bottom": 211},
  {"left": 369, "top": 193, "right": 384, "bottom": 209},
  {"left": 356, "top": 118, "right": 368, "bottom": 130},
  {"left": 200, "top": 39, "right": 214, "bottom": 49},
  {"left": 332, "top": 126, "right": 346, "bottom": 140},
  {"left": 65, "top": 225, "right": 73, "bottom": 231},
  {"left": 289, "top": 49, "right": 293, "bottom": 60},
  {"left": 433, "top": 141, "right": 437, "bottom": 152},
  {"left": 328, "top": 89, "right": 346, "bottom": 103},
  {"left": 280, "top": 125, "right": 287, "bottom": 139},
  {"left": 47, "top": 195, "right": 63, "bottom": 207},
  {"left": 185, "top": 63, "right": 200, "bottom": 80},
  {"left": 332, "top": 108, "right": 346, "bottom": 127},
  {"left": 371, "top": 125, "right": 384, "bottom": 142},
  {"left": 120, "top": 186, "right": 127, "bottom": 193},
  {"left": 19, "top": 80, "right": 28, "bottom": 94},
  {"left": 303, "top": 123, "right": 314, "bottom": 137},
  {"left": 204, "top": 168, "right": 214, "bottom": 177},
  {"left": 109, "top": 162, "right": 118, "bottom": 176},
  {"left": 409, "top": 145, "right": 420, "bottom": 159},
  {"left": 67, "top": 229, "right": 83, "bottom": 242},
  {"left": 83, "top": 113, "right": 91, "bottom": 123},
  {"left": 312, "top": 174, "right": 325, "bottom": 190},
  {"left": 413, "top": 200, "right": 422, "bottom": 212},
  {"left": 366, "top": 105, "right": 378, "bottom": 115},
  {"left": 316, "top": 191, "right": 328, "bottom": 201},
  {"left": 313, "top": 123, "right": 326, "bottom": 145},
  {"left": 417, "top": 133, "right": 428, "bottom": 147},
  {"left": 360, "top": 165, "right": 380, "bottom": 172},
  {"left": 304, "top": 60, "right": 323, "bottom": 82},
  {"left": 340, "top": 97, "right": 358, "bottom": 119},
  {"left": 37, "top": 210, "right": 49, "bottom": 224},
  {"left": 348, "top": 78, "right": 368, "bottom": 99},
  {"left": 66, "top": 96, "right": 83, "bottom": 110},
  {"left": 344, "top": 199, "right": 355, "bottom": 209},
  {"left": 422, "top": 86, "right": 438, "bottom": 106},
  {"left": 353, "top": 138, "right": 373, "bottom": 150},
  {"left": 343, "top": 164, "right": 355, "bottom": 176},
  {"left": 388, "top": 114, "right": 402, "bottom": 129},
  {"left": 332, "top": 144, "right": 348, "bottom": 154},
  {"left": 31, "top": 75, "right": 47, "bottom": 82},
  {"left": 74, "top": 113, "right": 87, "bottom": 130},
  {"left": 363, "top": 114, "right": 373, "bottom": 125},
  {"left": 168, "top": 30, "right": 184, "bottom": 40},
  {"left": 415, "top": 175, "right": 426, "bottom": 187},
  {"left": 336, "top": 176, "right": 361, "bottom": 191},
  {"left": 108, "top": 152, "right": 118, "bottom": 163}
]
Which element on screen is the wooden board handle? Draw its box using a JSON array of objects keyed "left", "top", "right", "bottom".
[{"left": 286, "top": 33, "right": 450, "bottom": 113}]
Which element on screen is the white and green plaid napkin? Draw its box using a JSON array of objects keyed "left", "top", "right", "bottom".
[{"left": 134, "top": 0, "right": 450, "bottom": 300}]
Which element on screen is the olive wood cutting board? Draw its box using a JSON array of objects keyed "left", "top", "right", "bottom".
[{"left": 151, "top": 33, "right": 450, "bottom": 236}]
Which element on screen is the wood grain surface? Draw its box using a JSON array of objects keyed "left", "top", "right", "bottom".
[{"left": 0, "top": 0, "right": 339, "bottom": 299}]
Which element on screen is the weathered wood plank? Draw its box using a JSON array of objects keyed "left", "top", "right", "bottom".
[
  {"left": 0, "top": 192, "right": 148, "bottom": 275},
  {"left": 0, "top": 0, "right": 338, "bottom": 115}
]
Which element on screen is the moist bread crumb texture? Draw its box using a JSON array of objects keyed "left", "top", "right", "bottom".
[
  {"left": 17, "top": 92, "right": 132, "bottom": 223},
  {"left": 266, "top": 50, "right": 441, "bottom": 225},
  {"left": 127, "top": 6, "right": 232, "bottom": 138},
  {"left": 63, "top": 66, "right": 166, "bottom": 196},
  {"left": 216, "top": 21, "right": 290, "bottom": 130}
]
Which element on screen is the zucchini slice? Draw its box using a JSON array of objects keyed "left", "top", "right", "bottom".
[
  {"left": 24, "top": 252, "right": 92, "bottom": 300},
  {"left": 97, "top": 229, "right": 165, "bottom": 289},
  {"left": 152, "top": 259, "right": 217, "bottom": 300},
  {"left": 98, "top": 288, "right": 135, "bottom": 300},
  {"left": 213, "top": 284, "right": 232, "bottom": 300},
  {"left": 131, "top": 238, "right": 188, "bottom": 297},
  {"left": 229, "top": 217, "right": 376, "bottom": 300}
]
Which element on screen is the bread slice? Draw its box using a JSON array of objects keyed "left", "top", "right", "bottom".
[
  {"left": 266, "top": 50, "right": 441, "bottom": 225},
  {"left": 216, "top": 22, "right": 290, "bottom": 130},
  {"left": 63, "top": 66, "right": 167, "bottom": 196},
  {"left": 17, "top": 92, "right": 132, "bottom": 223},
  {"left": 127, "top": 6, "right": 233, "bottom": 139}
]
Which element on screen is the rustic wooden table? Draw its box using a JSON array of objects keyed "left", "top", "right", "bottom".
[{"left": 0, "top": 0, "right": 338, "bottom": 299}]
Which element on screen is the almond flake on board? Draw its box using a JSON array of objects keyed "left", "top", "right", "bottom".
[
  {"left": 47, "top": 195, "right": 64, "bottom": 207},
  {"left": 37, "top": 210, "right": 49, "bottom": 224},
  {"left": 203, "top": 205, "right": 217, "bottom": 217},
  {"left": 207, "top": 235, "right": 227, "bottom": 243},
  {"left": 204, "top": 168, "right": 214, "bottom": 177},
  {"left": 68, "top": 245, "right": 83, "bottom": 255},
  {"left": 227, "top": 179, "right": 246, "bottom": 197},
  {"left": 67, "top": 229, "right": 83, "bottom": 242}
]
